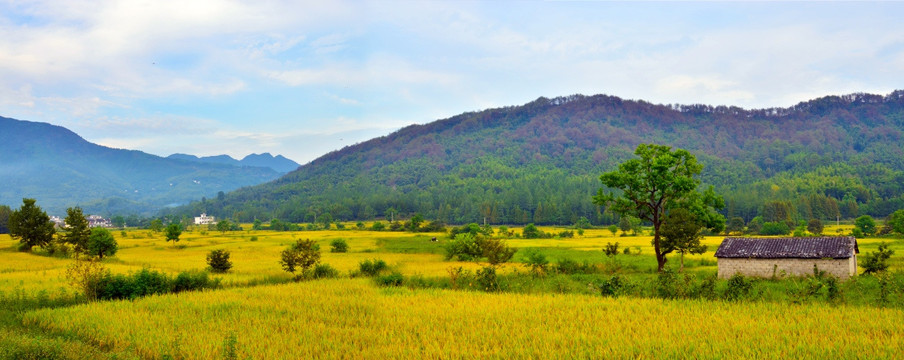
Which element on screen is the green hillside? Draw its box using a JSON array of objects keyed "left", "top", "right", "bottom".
[
  {"left": 176, "top": 91, "right": 904, "bottom": 225},
  {"left": 0, "top": 116, "right": 282, "bottom": 216}
]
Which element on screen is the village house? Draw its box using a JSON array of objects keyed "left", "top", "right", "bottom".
[
  {"left": 714, "top": 237, "right": 858, "bottom": 280},
  {"left": 194, "top": 213, "right": 215, "bottom": 225},
  {"left": 87, "top": 215, "right": 113, "bottom": 228}
]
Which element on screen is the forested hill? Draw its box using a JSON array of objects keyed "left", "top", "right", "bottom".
[
  {"left": 0, "top": 116, "right": 282, "bottom": 216},
  {"left": 178, "top": 91, "right": 904, "bottom": 225}
]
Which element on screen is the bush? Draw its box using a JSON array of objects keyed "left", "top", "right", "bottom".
[
  {"left": 555, "top": 258, "right": 595, "bottom": 275},
  {"left": 173, "top": 270, "right": 220, "bottom": 293},
  {"left": 330, "top": 239, "right": 349, "bottom": 253},
  {"left": 862, "top": 242, "right": 895, "bottom": 274},
  {"left": 476, "top": 266, "right": 499, "bottom": 292},
  {"left": 206, "top": 249, "right": 233, "bottom": 273},
  {"left": 522, "top": 223, "right": 544, "bottom": 239},
  {"left": 359, "top": 259, "right": 388, "bottom": 277},
  {"left": 523, "top": 249, "right": 549, "bottom": 276},
  {"left": 598, "top": 274, "right": 629, "bottom": 297},
  {"left": 375, "top": 272, "right": 405, "bottom": 287},
  {"left": 312, "top": 263, "right": 340, "bottom": 279},
  {"left": 64, "top": 258, "right": 108, "bottom": 301},
  {"left": 760, "top": 222, "right": 790, "bottom": 235},
  {"left": 557, "top": 230, "right": 574, "bottom": 238},
  {"left": 87, "top": 227, "right": 118, "bottom": 259},
  {"left": 249, "top": 236, "right": 258, "bottom": 242},
  {"left": 724, "top": 273, "right": 753, "bottom": 301},
  {"left": 444, "top": 233, "right": 482, "bottom": 261},
  {"left": 603, "top": 242, "right": 620, "bottom": 257}
]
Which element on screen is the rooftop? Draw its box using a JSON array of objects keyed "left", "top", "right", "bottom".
[{"left": 714, "top": 237, "right": 858, "bottom": 259}]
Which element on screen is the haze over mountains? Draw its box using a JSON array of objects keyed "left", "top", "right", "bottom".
[
  {"left": 166, "top": 153, "right": 300, "bottom": 174},
  {"left": 0, "top": 116, "right": 292, "bottom": 216},
  {"left": 172, "top": 91, "right": 904, "bottom": 225}
]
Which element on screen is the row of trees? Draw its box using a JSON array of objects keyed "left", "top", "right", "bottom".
[{"left": 5, "top": 199, "right": 117, "bottom": 258}]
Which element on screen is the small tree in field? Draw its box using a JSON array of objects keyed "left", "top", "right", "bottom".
[
  {"left": 165, "top": 223, "right": 182, "bottom": 246},
  {"left": 280, "top": 239, "right": 321, "bottom": 279},
  {"left": 216, "top": 220, "right": 231, "bottom": 234},
  {"left": 207, "top": 249, "right": 233, "bottom": 273},
  {"left": 9, "top": 198, "right": 56, "bottom": 251},
  {"left": 87, "top": 227, "right": 117, "bottom": 259},
  {"left": 63, "top": 207, "right": 91, "bottom": 253},
  {"left": 807, "top": 219, "right": 824, "bottom": 235},
  {"left": 862, "top": 242, "right": 894, "bottom": 275},
  {"left": 660, "top": 208, "right": 707, "bottom": 272}
]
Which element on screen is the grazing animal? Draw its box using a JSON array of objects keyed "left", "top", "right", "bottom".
[{"left": 431, "top": 237, "right": 437, "bottom": 242}]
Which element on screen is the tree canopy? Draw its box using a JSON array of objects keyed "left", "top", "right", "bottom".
[
  {"left": 9, "top": 198, "right": 56, "bottom": 251},
  {"left": 63, "top": 207, "right": 91, "bottom": 253},
  {"left": 594, "top": 144, "right": 724, "bottom": 271}
]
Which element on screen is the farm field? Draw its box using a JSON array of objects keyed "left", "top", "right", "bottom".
[{"left": 1, "top": 224, "right": 902, "bottom": 359}]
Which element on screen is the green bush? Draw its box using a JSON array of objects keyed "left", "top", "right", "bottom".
[
  {"left": 330, "top": 239, "right": 349, "bottom": 253},
  {"left": 443, "top": 233, "right": 482, "bottom": 261},
  {"left": 862, "top": 242, "right": 895, "bottom": 274},
  {"left": 249, "top": 236, "right": 258, "bottom": 242},
  {"left": 359, "top": 259, "right": 388, "bottom": 276},
  {"left": 206, "top": 249, "right": 233, "bottom": 273},
  {"left": 173, "top": 270, "right": 220, "bottom": 293},
  {"left": 760, "top": 222, "right": 790, "bottom": 235},
  {"left": 555, "top": 258, "right": 595, "bottom": 275},
  {"left": 603, "top": 242, "right": 620, "bottom": 257},
  {"left": 476, "top": 266, "right": 499, "bottom": 292},
  {"left": 312, "top": 263, "right": 340, "bottom": 279},
  {"left": 598, "top": 274, "right": 629, "bottom": 298},
  {"left": 523, "top": 249, "right": 549, "bottom": 276},
  {"left": 375, "top": 272, "right": 405, "bottom": 287},
  {"left": 724, "top": 273, "right": 753, "bottom": 301}
]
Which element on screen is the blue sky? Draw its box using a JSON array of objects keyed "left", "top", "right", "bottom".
[{"left": 1, "top": 1, "right": 902, "bottom": 164}]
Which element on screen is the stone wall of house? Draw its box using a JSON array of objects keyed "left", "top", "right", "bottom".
[{"left": 718, "top": 256, "right": 856, "bottom": 280}]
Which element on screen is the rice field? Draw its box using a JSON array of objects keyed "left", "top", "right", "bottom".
[
  {"left": 21, "top": 278, "right": 904, "bottom": 359},
  {"left": 2, "top": 224, "right": 903, "bottom": 359}
]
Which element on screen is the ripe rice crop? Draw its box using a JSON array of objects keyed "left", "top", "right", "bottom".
[{"left": 23, "top": 278, "right": 904, "bottom": 359}]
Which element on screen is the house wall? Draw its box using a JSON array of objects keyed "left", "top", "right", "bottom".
[{"left": 718, "top": 257, "right": 856, "bottom": 280}]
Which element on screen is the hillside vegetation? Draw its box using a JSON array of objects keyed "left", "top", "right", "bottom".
[
  {"left": 180, "top": 91, "right": 904, "bottom": 225},
  {"left": 0, "top": 116, "right": 282, "bottom": 216}
]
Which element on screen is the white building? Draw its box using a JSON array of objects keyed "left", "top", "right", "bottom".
[{"left": 194, "top": 213, "right": 216, "bottom": 225}]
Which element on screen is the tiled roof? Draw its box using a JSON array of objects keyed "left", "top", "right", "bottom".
[{"left": 714, "top": 237, "right": 858, "bottom": 259}]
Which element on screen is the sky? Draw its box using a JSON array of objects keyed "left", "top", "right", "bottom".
[{"left": 1, "top": 1, "right": 903, "bottom": 164}]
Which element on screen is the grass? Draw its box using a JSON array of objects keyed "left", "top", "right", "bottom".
[{"left": 1, "top": 224, "right": 903, "bottom": 358}]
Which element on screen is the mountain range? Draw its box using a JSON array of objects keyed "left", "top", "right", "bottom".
[
  {"left": 0, "top": 116, "right": 289, "bottom": 216},
  {"left": 166, "top": 153, "right": 299, "bottom": 174},
  {"left": 172, "top": 91, "right": 904, "bottom": 225}
]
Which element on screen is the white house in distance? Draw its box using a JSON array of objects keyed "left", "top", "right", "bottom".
[
  {"left": 87, "top": 215, "right": 113, "bottom": 228},
  {"left": 194, "top": 213, "right": 216, "bottom": 225},
  {"left": 715, "top": 237, "right": 858, "bottom": 280}
]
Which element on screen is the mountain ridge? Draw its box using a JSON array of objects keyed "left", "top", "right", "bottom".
[
  {"left": 0, "top": 116, "right": 282, "bottom": 216},
  {"left": 166, "top": 153, "right": 300, "bottom": 173},
  {"left": 175, "top": 90, "right": 904, "bottom": 225}
]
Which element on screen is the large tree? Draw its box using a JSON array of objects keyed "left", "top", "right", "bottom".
[
  {"left": 63, "top": 207, "right": 91, "bottom": 253},
  {"left": 9, "top": 198, "right": 56, "bottom": 251},
  {"left": 593, "top": 144, "right": 724, "bottom": 271}
]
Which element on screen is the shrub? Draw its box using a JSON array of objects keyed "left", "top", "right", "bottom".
[
  {"left": 280, "top": 239, "right": 321, "bottom": 277},
  {"left": 807, "top": 219, "right": 824, "bottom": 235},
  {"left": 173, "top": 270, "right": 220, "bottom": 293},
  {"left": 375, "top": 272, "right": 405, "bottom": 287},
  {"left": 370, "top": 221, "right": 385, "bottom": 231},
  {"left": 862, "top": 242, "right": 894, "bottom": 275},
  {"left": 206, "top": 249, "right": 233, "bottom": 273},
  {"left": 523, "top": 249, "right": 549, "bottom": 276},
  {"left": 312, "top": 263, "right": 340, "bottom": 279},
  {"left": 64, "top": 257, "right": 109, "bottom": 302},
  {"left": 249, "top": 236, "right": 258, "bottom": 242},
  {"left": 522, "top": 223, "right": 544, "bottom": 239},
  {"left": 598, "top": 274, "right": 629, "bottom": 298},
  {"left": 759, "top": 222, "right": 790, "bottom": 235},
  {"left": 724, "top": 273, "right": 753, "bottom": 301},
  {"left": 603, "top": 242, "right": 620, "bottom": 257},
  {"left": 330, "top": 239, "right": 349, "bottom": 253},
  {"left": 476, "top": 266, "right": 499, "bottom": 292},
  {"left": 692, "top": 274, "right": 718, "bottom": 300},
  {"left": 557, "top": 230, "right": 574, "bottom": 238},
  {"left": 444, "top": 233, "right": 482, "bottom": 261},
  {"left": 359, "top": 259, "right": 388, "bottom": 277}
]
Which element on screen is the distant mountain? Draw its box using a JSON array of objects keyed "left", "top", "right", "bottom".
[
  {"left": 0, "top": 116, "right": 282, "bottom": 216},
  {"left": 173, "top": 91, "right": 904, "bottom": 225},
  {"left": 167, "top": 153, "right": 299, "bottom": 173}
]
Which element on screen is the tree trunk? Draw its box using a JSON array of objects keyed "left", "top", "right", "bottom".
[{"left": 653, "top": 224, "right": 667, "bottom": 272}]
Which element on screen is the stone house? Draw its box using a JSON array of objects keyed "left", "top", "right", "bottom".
[{"left": 714, "top": 237, "right": 858, "bottom": 280}]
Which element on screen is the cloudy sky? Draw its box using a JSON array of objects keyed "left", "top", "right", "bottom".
[{"left": 2, "top": 1, "right": 902, "bottom": 164}]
